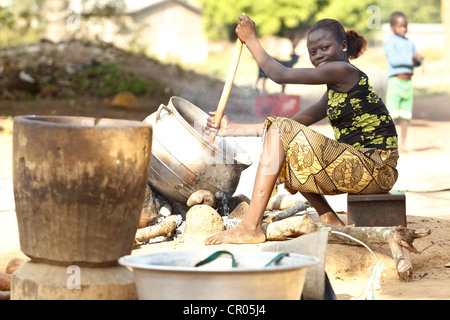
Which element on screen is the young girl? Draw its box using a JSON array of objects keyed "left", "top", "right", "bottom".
[{"left": 205, "top": 14, "right": 399, "bottom": 245}]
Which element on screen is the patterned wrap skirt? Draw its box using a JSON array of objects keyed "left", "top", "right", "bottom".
[{"left": 263, "top": 117, "right": 399, "bottom": 195}]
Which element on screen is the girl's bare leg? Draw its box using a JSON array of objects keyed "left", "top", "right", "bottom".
[
  {"left": 205, "top": 126, "right": 345, "bottom": 245},
  {"left": 205, "top": 126, "right": 285, "bottom": 245},
  {"left": 300, "top": 192, "right": 345, "bottom": 226}
]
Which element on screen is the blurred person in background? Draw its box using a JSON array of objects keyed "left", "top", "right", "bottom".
[{"left": 384, "top": 11, "right": 424, "bottom": 151}]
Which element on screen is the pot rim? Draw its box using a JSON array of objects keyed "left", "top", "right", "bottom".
[
  {"left": 166, "top": 96, "right": 251, "bottom": 167},
  {"left": 15, "top": 115, "right": 152, "bottom": 129}
]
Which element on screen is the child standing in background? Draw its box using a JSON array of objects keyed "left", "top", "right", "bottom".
[{"left": 384, "top": 11, "right": 424, "bottom": 151}]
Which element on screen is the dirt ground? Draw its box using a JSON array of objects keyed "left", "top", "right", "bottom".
[
  {"left": 0, "top": 41, "right": 449, "bottom": 299},
  {"left": 1, "top": 92, "right": 449, "bottom": 300}
]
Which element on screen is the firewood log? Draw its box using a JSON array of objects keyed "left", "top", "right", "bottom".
[
  {"left": 328, "top": 224, "right": 429, "bottom": 281},
  {"left": 263, "top": 201, "right": 309, "bottom": 223},
  {"left": 135, "top": 215, "right": 178, "bottom": 242},
  {"left": 263, "top": 215, "right": 318, "bottom": 239},
  {"left": 262, "top": 215, "right": 431, "bottom": 281}
]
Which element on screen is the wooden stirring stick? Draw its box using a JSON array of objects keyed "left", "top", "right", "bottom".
[{"left": 210, "top": 38, "right": 243, "bottom": 143}]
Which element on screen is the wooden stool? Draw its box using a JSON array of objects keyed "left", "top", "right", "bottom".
[{"left": 347, "top": 190, "right": 406, "bottom": 227}]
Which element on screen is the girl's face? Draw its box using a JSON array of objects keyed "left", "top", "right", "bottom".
[
  {"left": 307, "top": 29, "right": 347, "bottom": 68},
  {"left": 391, "top": 16, "right": 408, "bottom": 38}
]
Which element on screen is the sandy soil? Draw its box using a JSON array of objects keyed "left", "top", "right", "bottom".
[{"left": 1, "top": 93, "right": 449, "bottom": 300}]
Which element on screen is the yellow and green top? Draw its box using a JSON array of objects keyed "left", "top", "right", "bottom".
[{"left": 327, "top": 69, "right": 398, "bottom": 150}]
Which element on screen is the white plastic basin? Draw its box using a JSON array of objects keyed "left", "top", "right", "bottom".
[{"left": 119, "top": 250, "right": 319, "bottom": 300}]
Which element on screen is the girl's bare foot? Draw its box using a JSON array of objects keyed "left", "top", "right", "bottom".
[
  {"left": 205, "top": 223, "right": 266, "bottom": 245},
  {"left": 319, "top": 211, "right": 345, "bottom": 226}
]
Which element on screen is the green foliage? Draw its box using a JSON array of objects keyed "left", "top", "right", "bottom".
[
  {"left": 315, "top": 0, "right": 376, "bottom": 32},
  {"left": 83, "top": 0, "right": 126, "bottom": 16},
  {"left": 0, "top": 3, "right": 42, "bottom": 49},
  {"left": 67, "top": 63, "right": 161, "bottom": 98},
  {"left": 376, "top": 0, "right": 441, "bottom": 24},
  {"left": 0, "top": 6, "right": 14, "bottom": 29},
  {"left": 0, "top": 0, "right": 129, "bottom": 49},
  {"left": 197, "top": 0, "right": 442, "bottom": 41},
  {"left": 198, "top": 0, "right": 328, "bottom": 41}
]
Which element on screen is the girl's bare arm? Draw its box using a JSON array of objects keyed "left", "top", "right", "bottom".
[
  {"left": 290, "top": 92, "right": 328, "bottom": 126},
  {"left": 206, "top": 92, "right": 328, "bottom": 137}
]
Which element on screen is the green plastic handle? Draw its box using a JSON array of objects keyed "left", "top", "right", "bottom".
[
  {"left": 195, "top": 250, "right": 238, "bottom": 268},
  {"left": 264, "top": 252, "right": 290, "bottom": 267},
  {"left": 194, "top": 250, "right": 289, "bottom": 268}
]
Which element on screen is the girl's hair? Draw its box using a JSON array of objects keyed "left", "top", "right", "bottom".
[{"left": 308, "top": 19, "right": 367, "bottom": 60}]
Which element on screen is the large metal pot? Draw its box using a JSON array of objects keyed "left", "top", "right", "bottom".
[{"left": 143, "top": 96, "right": 251, "bottom": 206}]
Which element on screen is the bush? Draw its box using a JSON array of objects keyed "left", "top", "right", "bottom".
[{"left": 69, "top": 62, "right": 163, "bottom": 98}]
